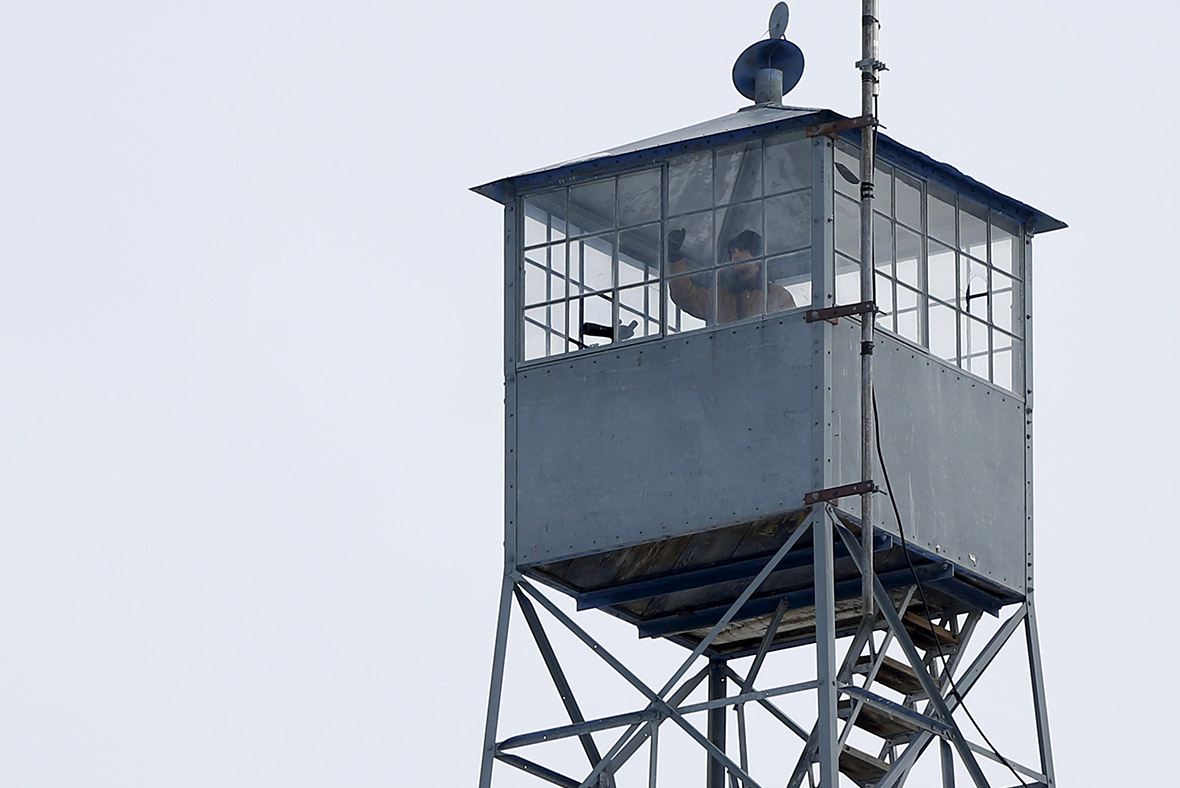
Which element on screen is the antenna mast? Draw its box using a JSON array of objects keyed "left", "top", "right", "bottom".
[{"left": 858, "top": 0, "right": 883, "bottom": 619}]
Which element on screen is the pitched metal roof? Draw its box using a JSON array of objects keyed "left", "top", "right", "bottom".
[{"left": 474, "top": 106, "right": 1065, "bottom": 234}]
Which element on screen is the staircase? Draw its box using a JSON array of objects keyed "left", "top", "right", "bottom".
[{"left": 834, "top": 607, "right": 962, "bottom": 786}]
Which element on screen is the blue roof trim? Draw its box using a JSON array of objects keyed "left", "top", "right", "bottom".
[
  {"left": 473, "top": 108, "right": 1066, "bottom": 235},
  {"left": 848, "top": 128, "right": 1067, "bottom": 234}
]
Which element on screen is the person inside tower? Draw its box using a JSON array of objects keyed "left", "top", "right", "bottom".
[{"left": 667, "top": 228, "right": 796, "bottom": 323}]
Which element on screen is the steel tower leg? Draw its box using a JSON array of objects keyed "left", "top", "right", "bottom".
[
  {"left": 813, "top": 507, "right": 839, "bottom": 787},
  {"left": 707, "top": 658, "right": 728, "bottom": 788},
  {"left": 1025, "top": 598, "right": 1056, "bottom": 787},
  {"left": 478, "top": 573, "right": 516, "bottom": 788}
]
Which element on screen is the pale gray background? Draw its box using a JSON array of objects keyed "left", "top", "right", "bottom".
[{"left": 0, "top": 1, "right": 1171, "bottom": 785}]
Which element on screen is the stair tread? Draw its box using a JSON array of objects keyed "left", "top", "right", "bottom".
[
  {"left": 839, "top": 745, "right": 890, "bottom": 783},
  {"left": 902, "top": 611, "right": 959, "bottom": 652},
  {"left": 839, "top": 699, "right": 921, "bottom": 739},
  {"left": 856, "top": 655, "right": 926, "bottom": 695}
]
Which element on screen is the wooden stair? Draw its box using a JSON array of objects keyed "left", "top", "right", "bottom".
[
  {"left": 902, "top": 611, "right": 959, "bottom": 653},
  {"left": 855, "top": 655, "right": 925, "bottom": 696},
  {"left": 838, "top": 699, "right": 921, "bottom": 740},
  {"left": 838, "top": 745, "right": 890, "bottom": 784}
]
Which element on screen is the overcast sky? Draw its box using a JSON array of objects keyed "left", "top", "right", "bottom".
[{"left": 0, "top": 2, "right": 1173, "bottom": 786}]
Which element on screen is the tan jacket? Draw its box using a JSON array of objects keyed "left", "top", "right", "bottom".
[{"left": 669, "top": 259, "right": 796, "bottom": 323}]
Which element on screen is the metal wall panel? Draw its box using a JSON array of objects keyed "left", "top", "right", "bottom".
[
  {"left": 829, "top": 321, "right": 1028, "bottom": 593},
  {"left": 514, "top": 318, "right": 820, "bottom": 566}
]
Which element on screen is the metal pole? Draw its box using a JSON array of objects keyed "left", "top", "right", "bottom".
[
  {"left": 813, "top": 508, "right": 839, "bottom": 787},
  {"left": 858, "top": 0, "right": 882, "bottom": 619},
  {"left": 708, "top": 659, "right": 728, "bottom": 788}
]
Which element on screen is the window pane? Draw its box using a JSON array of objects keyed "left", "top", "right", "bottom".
[
  {"left": 765, "top": 135, "right": 810, "bottom": 195},
  {"left": 523, "top": 307, "right": 548, "bottom": 360},
  {"left": 928, "top": 186, "right": 956, "bottom": 246},
  {"left": 575, "top": 235, "right": 614, "bottom": 293},
  {"left": 715, "top": 142, "right": 762, "bottom": 206},
  {"left": 618, "top": 169, "right": 661, "bottom": 227},
  {"left": 963, "top": 259, "right": 988, "bottom": 321},
  {"left": 524, "top": 190, "right": 565, "bottom": 247},
  {"left": 666, "top": 211, "right": 715, "bottom": 271},
  {"left": 961, "top": 314, "right": 989, "bottom": 365},
  {"left": 767, "top": 250, "right": 810, "bottom": 311},
  {"left": 875, "top": 273, "right": 895, "bottom": 332},
  {"left": 669, "top": 151, "right": 713, "bottom": 215},
  {"left": 897, "top": 284, "right": 921, "bottom": 344},
  {"left": 717, "top": 203, "right": 764, "bottom": 263},
  {"left": 873, "top": 212, "right": 893, "bottom": 277},
  {"left": 716, "top": 262, "right": 766, "bottom": 321},
  {"left": 568, "top": 179, "right": 615, "bottom": 236},
  {"left": 618, "top": 283, "right": 661, "bottom": 340},
  {"left": 548, "top": 300, "right": 569, "bottom": 355},
  {"left": 579, "top": 292, "right": 615, "bottom": 346},
  {"left": 765, "top": 190, "right": 811, "bottom": 254},
  {"left": 874, "top": 162, "right": 892, "bottom": 215},
  {"left": 834, "top": 145, "right": 859, "bottom": 199},
  {"left": 668, "top": 271, "right": 714, "bottom": 329},
  {"left": 991, "top": 213, "right": 1019, "bottom": 275},
  {"left": 896, "top": 225, "right": 921, "bottom": 289},
  {"left": 993, "top": 347, "right": 1014, "bottom": 391},
  {"left": 896, "top": 172, "right": 922, "bottom": 229},
  {"left": 835, "top": 254, "right": 860, "bottom": 304},
  {"left": 929, "top": 299, "right": 956, "bottom": 360},
  {"left": 835, "top": 193, "right": 860, "bottom": 259},
  {"left": 524, "top": 214, "right": 548, "bottom": 248},
  {"left": 524, "top": 253, "right": 549, "bottom": 306},
  {"left": 618, "top": 225, "right": 660, "bottom": 286},
  {"left": 992, "top": 271, "right": 1017, "bottom": 335},
  {"left": 960, "top": 199, "right": 988, "bottom": 259},
  {"left": 928, "top": 241, "right": 956, "bottom": 303}
]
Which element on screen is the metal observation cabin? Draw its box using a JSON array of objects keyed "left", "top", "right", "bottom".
[{"left": 474, "top": 9, "right": 1063, "bottom": 788}]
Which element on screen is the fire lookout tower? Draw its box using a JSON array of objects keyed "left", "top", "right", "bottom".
[{"left": 473, "top": 6, "right": 1063, "bottom": 787}]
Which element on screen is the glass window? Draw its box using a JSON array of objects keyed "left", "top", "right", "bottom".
[
  {"left": 618, "top": 225, "right": 660, "bottom": 286},
  {"left": 927, "top": 185, "right": 956, "bottom": 247},
  {"left": 568, "top": 179, "right": 615, "bottom": 236},
  {"left": 896, "top": 172, "right": 922, "bottom": 230},
  {"left": 895, "top": 225, "right": 921, "bottom": 290},
  {"left": 518, "top": 148, "right": 817, "bottom": 363},
  {"left": 834, "top": 194, "right": 860, "bottom": 259},
  {"left": 874, "top": 162, "right": 892, "bottom": 216},
  {"left": 834, "top": 145, "right": 859, "bottom": 199},
  {"left": 960, "top": 200, "right": 988, "bottom": 260},
  {"left": 669, "top": 151, "right": 713, "bottom": 216},
  {"left": 618, "top": 170, "right": 661, "bottom": 227},
  {"left": 715, "top": 142, "right": 762, "bottom": 206},
  {"left": 765, "top": 135, "right": 810, "bottom": 195},
  {"left": 873, "top": 212, "right": 893, "bottom": 277},
  {"left": 717, "top": 204, "right": 764, "bottom": 263},
  {"left": 991, "top": 212, "right": 1019, "bottom": 276},
  {"left": 928, "top": 241, "right": 956, "bottom": 304},
  {"left": 835, "top": 254, "right": 860, "bottom": 305},
  {"left": 896, "top": 284, "right": 921, "bottom": 344},
  {"left": 574, "top": 235, "right": 615, "bottom": 294},
  {"left": 929, "top": 299, "right": 956, "bottom": 361},
  {"left": 768, "top": 250, "right": 811, "bottom": 312},
  {"left": 765, "top": 191, "right": 811, "bottom": 254},
  {"left": 875, "top": 273, "right": 895, "bottom": 332}
]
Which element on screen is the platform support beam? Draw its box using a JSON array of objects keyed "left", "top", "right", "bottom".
[{"left": 707, "top": 659, "right": 728, "bottom": 788}]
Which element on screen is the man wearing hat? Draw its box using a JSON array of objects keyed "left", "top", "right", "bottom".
[{"left": 667, "top": 228, "right": 796, "bottom": 324}]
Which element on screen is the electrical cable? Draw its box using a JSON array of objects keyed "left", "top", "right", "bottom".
[{"left": 871, "top": 389, "right": 1028, "bottom": 788}]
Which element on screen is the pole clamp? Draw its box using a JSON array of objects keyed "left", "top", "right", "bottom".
[
  {"left": 805, "top": 300, "right": 876, "bottom": 324},
  {"left": 805, "top": 115, "right": 876, "bottom": 139},
  {"left": 861, "top": 341, "right": 875, "bottom": 356},
  {"left": 804, "top": 480, "right": 877, "bottom": 505}
]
